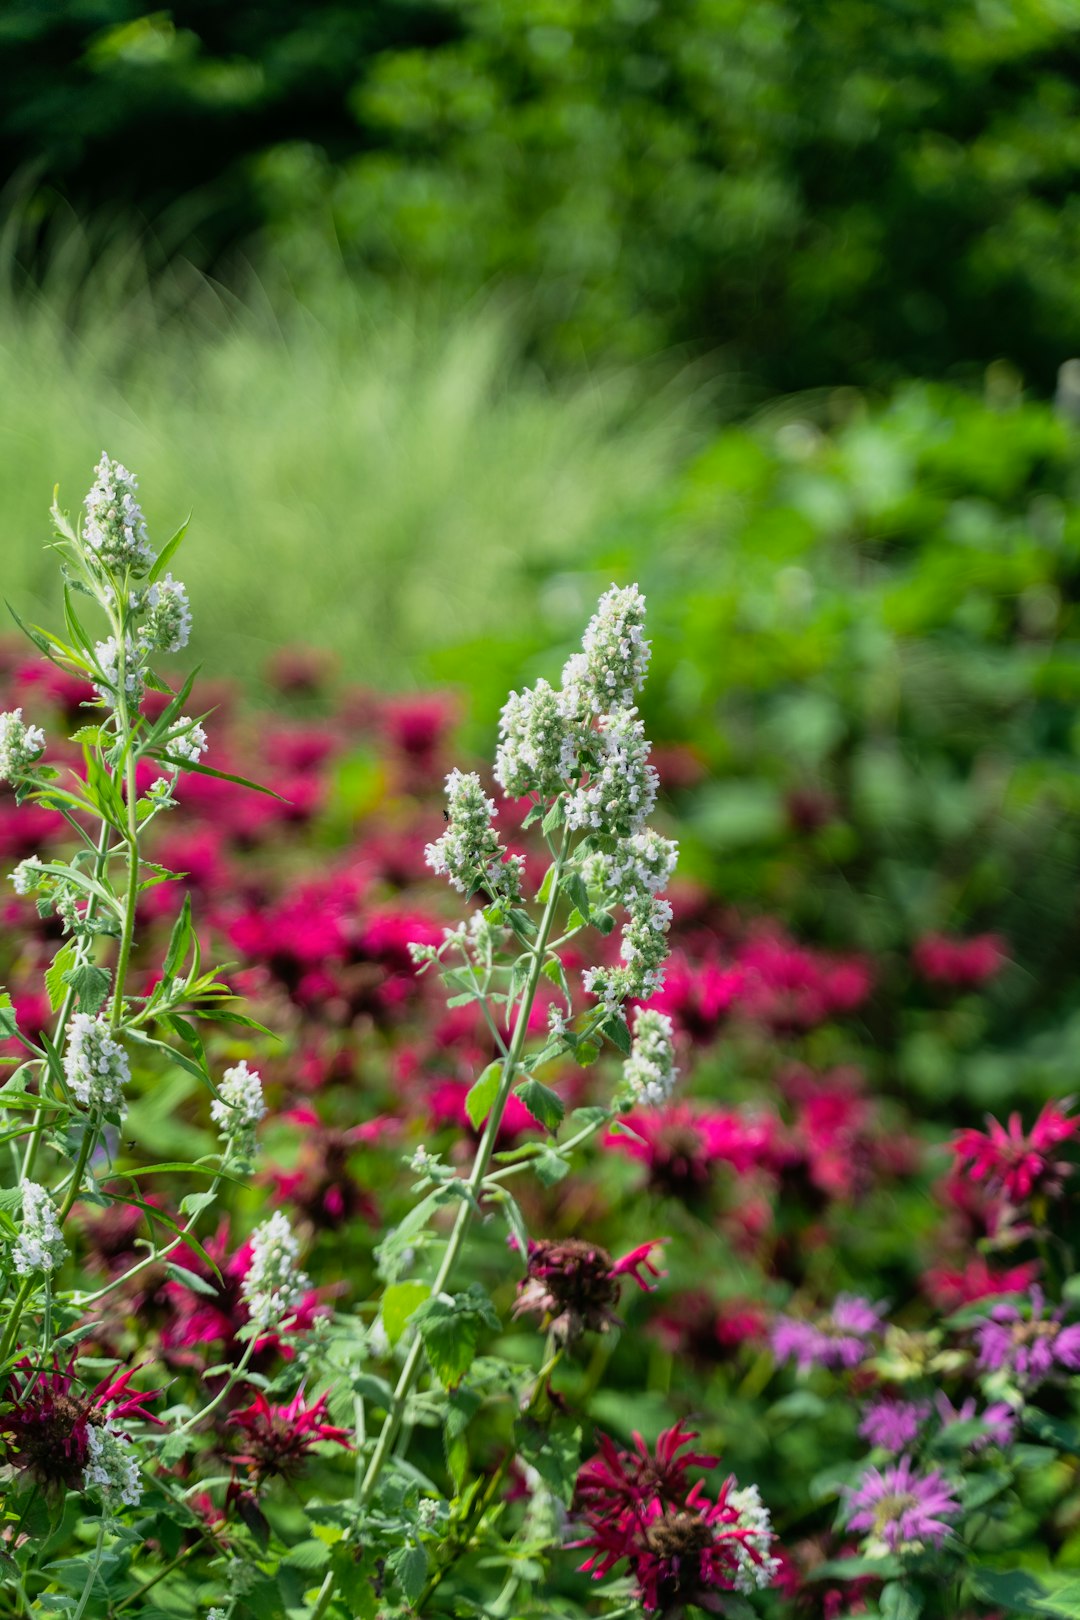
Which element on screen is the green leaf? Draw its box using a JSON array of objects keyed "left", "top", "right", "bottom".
[
  {"left": 68, "top": 724, "right": 106, "bottom": 745},
  {"left": 534, "top": 1146, "right": 570, "bottom": 1186},
  {"left": 413, "top": 1286, "right": 500, "bottom": 1388},
  {"left": 382, "top": 1280, "right": 431, "bottom": 1346},
  {"left": 62, "top": 963, "right": 111, "bottom": 1015},
  {"left": 148, "top": 517, "right": 190, "bottom": 584},
  {"left": 0, "top": 993, "right": 18, "bottom": 1041},
  {"left": 968, "top": 1568, "right": 1053, "bottom": 1614},
  {"left": 880, "top": 1581, "right": 924, "bottom": 1620},
  {"left": 465, "top": 1061, "right": 502, "bottom": 1130},
  {"left": 163, "top": 894, "right": 192, "bottom": 979},
  {"left": 602, "top": 1014, "right": 631, "bottom": 1054},
  {"left": 574, "top": 1040, "right": 601, "bottom": 1067},
  {"left": 515, "top": 1077, "right": 564, "bottom": 1132},
  {"left": 565, "top": 873, "right": 591, "bottom": 921},
  {"left": 282, "top": 1539, "right": 331, "bottom": 1572},
  {"left": 515, "top": 1417, "right": 581, "bottom": 1504},
  {"left": 45, "top": 943, "right": 78, "bottom": 1013},
  {"left": 387, "top": 1543, "right": 428, "bottom": 1605},
  {"left": 541, "top": 799, "right": 565, "bottom": 835},
  {"left": 164, "top": 1262, "right": 219, "bottom": 1298}
]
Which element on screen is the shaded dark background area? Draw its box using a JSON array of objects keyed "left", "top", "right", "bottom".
[{"left": 7, "top": 0, "right": 1080, "bottom": 393}]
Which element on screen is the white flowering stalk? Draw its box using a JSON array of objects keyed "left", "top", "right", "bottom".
[
  {"left": 84, "top": 1421, "right": 143, "bottom": 1510},
  {"left": 12, "top": 1181, "right": 67, "bottom": 1276},
  {"left": 561, "top": 583, "right": 650, "bottom": 714},
  {"left": 729, "top": 1483, "right": 782, "bottom": 1593},
  {"left": 83, "top": 452, "right": 153, "bottom": 575},
  {"left": 9, "top": 855, "right": 45, "bottom": 896},
  {"left": 93, "top": 633, "right": 145, "bottom": 709},
  {"left": 0, "top": 709, "right": 46, "bottom": 784},
  {"left": 619, "top": 1007, "right": 679, "bottom": 1108},
  {"left": 241, "top": 1211, "right": 310, "bottom": 1332},
  {"left": 425, "top": 768, "right": 524, "bottom": 902},
  {"left": 136, "top": 572, "right": 192, "bottom": 652},
  {"left": 63, "top": 1013, "right": 130, "bottom": 1112},
  {"left": 210, "top": 1059, "right": 266, "bottom": 1163},
  {"left": 165, "top": 717, "right": 209, "bottom": 765},
  {"left": 495, "top": 678, "right": 584, "bottom": 797}
]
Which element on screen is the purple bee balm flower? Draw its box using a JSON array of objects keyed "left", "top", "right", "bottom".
[
  {"left": 975, "top": 1287, "right": 1080, "bottom": 1389},
  {"left": 771, "top": 1294, "right": 884, "bottom": 1373},
  {"left": 845, "top": 1456, "right": 961, "bottom": 1554},
  {"left": 859, "top": 1398, "right": 928, "bottom": 1453},
  {"left": 934, "top": 1393, "right": 1017, "bottom": 1451}
]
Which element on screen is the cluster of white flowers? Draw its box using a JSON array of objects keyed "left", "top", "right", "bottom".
[
  {"left": 605, "top": 830, "right": 678, "bottom": 908},
  {"left": 13, "top": 1181, "right": 67, "bottom": 1275},
  {"left": 425, "top": 769, "right": 523, "bottom": 901},
  {"left": 241, "top": 1211, "right": 310, "bottom": 1331},
  {"left": 584, "top": 892, "right": 673, "bottom": 1011},
  {"left": 63, "top": 1013, "right": 130, "bottom": 1112},
  {"left": 84, "top": 1421, "right": 143, "bottom": 1510},
  {"left": 9, "top": 855, "right": 45, "bottom": 896},
  {"left": 167, "top": 718, "right": 209, "bottom": 766},
  {"left": 564, "top": 709, "right": 657, "bottom": 838},
  {"left": 94, "top": 634, "right": 145, "bottom": 709},
  {"left": 207, "top": 1610, "right": 228, "bottom": 1620},
  {"left": 495, "top": 678, "right": 584, "bottom": 798},
  {"left": 416, "top": 1497, "right": 442, "bottom": 1532},
  {"left": 83, "top": 453, "right": 154, "bottom": 574},
  {"left": 0, "top": 708, "right": 45, "bottom": 784},
  {"left": 137, "top": 572, "right": 192, "bottom": 653},
  {"left": 560, "top": 584, "right": 650, "bottom": 714},
  {"left": 729, "top": 1483, "right": 781, "bottom": 1593},
  {"left": 619, "top": 1007, "right": 678, "bottom": 1107},
  {"left": 210, "top": 1059, "right": 266, "bottom": 1163}
]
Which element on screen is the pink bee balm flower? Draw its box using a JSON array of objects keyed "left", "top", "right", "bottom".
[
  {"left": 574, "top": 1424, "right": 778, "bottom": 1611},
  {"left": 771, "top": 1294, "right": 884, "bottom": 1373},
  {"left": 952, "top": 1099, "right": 1078, "bottom": 1206},
  {"left": 845, "top": 1456, "right": 960, "bottom": 1553},
  {"left": 227, "top": 1388, "right": 351, "bottom": 1483},
  {"left": 975, "top": 1287, "right": 1080, "bottom": 1388},
  {"left": 512, "top": 1236, "right": 664, "bottom": 1343},
  {"left": 913, "top": 932, "right": 1005, "bottom": 989},
  {"left": 933, "top": 1393, "right": 1017, "bottom": 1451},
  {"left": 606, "top": 1104, "right": 785, "bottom": 1202},
  {"left": 858, "top": 1399, "right": 928, "bottom": 1453},
  {"left": 2, "top": 1353, "right": 161, "bottom": 1492}
]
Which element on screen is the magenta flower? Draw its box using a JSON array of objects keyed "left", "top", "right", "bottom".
[
  {"left": 606, "top": 1103, "right": 785, "bottom": 1202},
  {"left": 952, "top": 1099, "right": 1077, "bottom": 1206},
  {"left": 574, "top": 1425, "right": 778, "bottom": 1613},
  {"left": 975, "top": 1287, "right": 1080, "bottom": 1387},
  {"left": 858, "top": 1398, "right": 928, "bottom": 1453},
  {"left": 227, "top": 1388, "right": 351, "bottom": 1484},
  {"left": 913, "top": 932, "right": 1005, "bottom": 989},
  {"left": 845, "top": 1456, "right": 960, "bottom": 1553},
  {"left": 771, "top": 1294, "right": 884, "bottom": 1373},
  {"left": 2, "top": 1353, "right": 161, "bottom": 1492}
]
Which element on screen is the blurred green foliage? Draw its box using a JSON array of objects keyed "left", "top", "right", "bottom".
[{"left": 7, "top": 0, "right": 1080, "bottom": 388}]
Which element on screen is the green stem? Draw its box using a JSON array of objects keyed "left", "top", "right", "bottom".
[
  {"left": 109, "top": 746, "right": 141, "bottom": 1032},
  {"left": 72, "top": 1518, "right": 107, "bottom": 1620},
  {"left": 307, "top": 828, "right": 572, "bottom": 1620}
]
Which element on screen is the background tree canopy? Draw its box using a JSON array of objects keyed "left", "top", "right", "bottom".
[{"left": 6, "top": 0, "right": 1080, "bottom": 391}]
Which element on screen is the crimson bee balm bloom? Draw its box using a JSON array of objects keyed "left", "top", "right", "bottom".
[
  {"left": 227, "top": 1388, "right": 351, "bottom": 1484},
  {"left": 2, "top": 1352, "right": 161, "bottom": 1494},
  {"left": 512, "top": 1236, "right": 664, "bottom": 1344},
  {"left": 952, "top": 1099, "right": 1078, "bottom": 1206},
  {"left": 574, "top": 1424, "right": 778, "bottom": 1616}
]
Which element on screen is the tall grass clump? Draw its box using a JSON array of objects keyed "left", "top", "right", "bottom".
[{"left": 0, "top": 234, "right": 701, "bottom": 689}]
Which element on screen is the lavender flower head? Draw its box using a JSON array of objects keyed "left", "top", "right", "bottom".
[
  {"left": 858, "top": 1398, "right": 928, "bottom": 1453},
  {"left": 975, "top": 1286, "right": 1080, "bottom": 1388},
  {"left": 846, "top": 1456, "right": 960, "bottom": 1556},
  {"left": 771, "top": 1293, "right": 884, "bottom": 1373}
]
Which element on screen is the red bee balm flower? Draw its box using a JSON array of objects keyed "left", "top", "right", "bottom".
[
  {"left": 2, "top": 1353, "right": 161, "bottom": 1491},
  {"left": 513, "top": 1237, "right": 664, "bottom": 1343},
  {"left": 574, "top": 1425, "right": 778, "bottom": 1616},
  {"left": 952, "top": 1100, "right": 1078, "bottom": 1205},
  {"left": 228, "top": 1389, "right": 351, "bottom": 1483}
]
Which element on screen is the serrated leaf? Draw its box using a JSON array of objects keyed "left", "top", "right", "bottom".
[
  {"left": 0, "top": 992, "right": 17, "bottom": 1041},
  {"left": 62, "top": 962, "right": 111, "bottom": 1015},
  {"left": 388, "top": 1543, "right": 428, "bottom": 1605},
  {"left": 382, "top": 1280, "right": 431, "bottom": 1345},
  {"left": 602, "top": 1013, "right": 632, "bottom": 1054},
  {"left": 283, "top": 1539, "right": 331, "bottom": 1572},
  {"left": 534, "top": 1147, "right": 570, "bottom": 1186},
  {"left": 465, "top": 1062, "right": 502, "bottom": 1130},
  {"left": 574, "top": 1040, "right": 601, "bottom": 1067},
  {"left": 516, "top": 1077, "right": 564, "bottom": 1133},
  {"left": 45, "top": 943, "right": 77, "bottom": 1013}
]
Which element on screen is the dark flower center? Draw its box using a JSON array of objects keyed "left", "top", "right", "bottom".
[
  {"left": 644, "top": 1509, "right": 715, "bottom": 1558},
  {"left": 528, "top": 1239, "right": 620, "bottom": 1315}
]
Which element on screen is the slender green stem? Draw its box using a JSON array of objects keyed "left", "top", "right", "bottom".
[
  {"left": 109, "top": 747, "right": 142, "bottom": 1032},
  {"left": 485, "top": 1113, "right": 610, "bottom": 1183},
  {"left": 72, "top": 1517, "right": 107, "bottom": 1620},
  {"left": 171, "top": 1334, "right": 258, "bottom": 1438},
  {"left": 307, "top": 828, "right": 572, "bottom": 1620}
]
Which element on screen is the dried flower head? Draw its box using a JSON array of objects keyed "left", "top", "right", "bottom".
[{"left": 513, "top": 1236, "right": 663, "bottom": 1343}]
